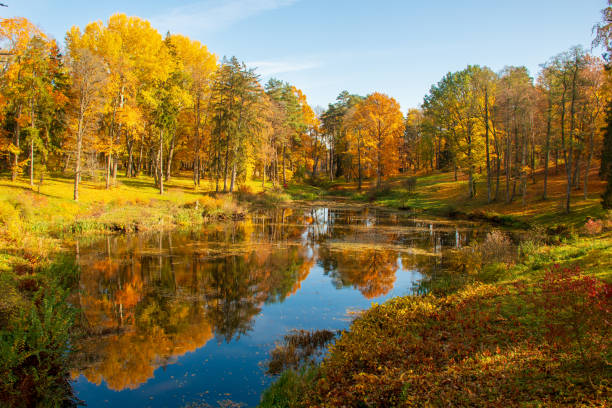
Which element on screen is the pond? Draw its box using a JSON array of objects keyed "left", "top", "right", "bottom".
[{"left": 69, "top": 206, "right": 482, "bottom": 407}]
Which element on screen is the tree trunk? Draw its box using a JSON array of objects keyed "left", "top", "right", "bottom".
[
  {"left": 484, "top": 87, "right": 491, "bottom": 203},
  {"left": 105, "top": 154, "right": 111, "bottom": 189},
  {"left": 543, "top": 94, "right": 552, "bottom": 200},
  {"left": 223, "top": 139, "right": 229, "bottom": 192},
  {"left": 159, "top": 129, "right": 164, "bottom": 195},
  {"left": 138, "top": 141, "right": 144, "bottom": 176},
  {"left": 166, "top": 131, "right": 176, "bottom": 182},
  {"left": 126, "top": 136, "right": 133, "bottom": 177},
  {"left": 505, "top": 126, "right": 511, "bottom": 204},
  {"left": 112, "top": 154, "right": 117, "bottom": 186},
  {"left": 282, "top": 144, "right": 286, "bottom": 186},
  {"left": 357, "top": 131, "right": 362, "bottom": 191},
  {"left": 584, "top": 130, "right": 594, "bottom": 199},
  {"left": 230, "top": 161, "right": 236, "bottom": 193},
  {"left": 74, "top": 112, "right": 84, "bottom": 201},
  {"left": 262, "top": 160, "right": 266, "bottom": 190},
  {"left": 564, "top": 61, "right": 578, "bottom": 214},
  {"left": 12, "top": 104, "right": 22, "bottom": 182},
  {"left": 521, "top": 131, "right": 527, "bottom": 207},
  {"left": 29, "top": 141, "right": 34, "bottom": 187}
]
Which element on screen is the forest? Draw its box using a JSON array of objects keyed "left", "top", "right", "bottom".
[
  {"left": 0, "top": 3, "right": 611, "bottom": 408},
  {"left": 1, "top": 14, "right": 610, "bottom": 209}
]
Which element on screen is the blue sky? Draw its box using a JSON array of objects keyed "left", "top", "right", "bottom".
[{"left": 3, "top": 0, "right": 605, "bottom": 111}]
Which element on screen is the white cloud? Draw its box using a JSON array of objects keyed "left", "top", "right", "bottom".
[
  {"left": 150, "top": 0, "right": 299, "bottom": 34},
  {"left": 247, "top": 59, "right": 320, "bottom": 76}
]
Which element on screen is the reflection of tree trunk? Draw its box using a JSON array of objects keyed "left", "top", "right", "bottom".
[{"left": 158, "top": 232, "right": 162, "bottom": 280}]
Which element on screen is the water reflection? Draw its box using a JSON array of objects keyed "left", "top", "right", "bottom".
[{"left": 71, "top": 207, "right": 479, "bottom": 406}]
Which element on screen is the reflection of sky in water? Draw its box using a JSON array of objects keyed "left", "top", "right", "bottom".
[{"left": 71, "top": 207, "right": 479, "bottom": 408}]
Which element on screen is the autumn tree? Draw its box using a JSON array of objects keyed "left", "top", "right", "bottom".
[
  {"left": 65, "top": 42, "right": 108, "bottom": 201},
  {"left": 594, "top": 0, "right": 612, "bottom": 208},
  {"left": 167, "top": 34, "right": 216, "bottom": 187},
  {"left": 209, "top": 57, "right": 263, "bottom": 192},
  {"left": 351, "top": 92, "right": 403, "bottom": 189},
  {"left": 0, "top": 17, "right": 46, "bottom": 182}
]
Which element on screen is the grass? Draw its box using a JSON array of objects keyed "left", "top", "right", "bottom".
[
  {"left": 260, "top": 229, "right": 612, "bottom": 407},
  {"left": 325, "top": 166, "right": 605, "bottom": 227},
  {"left": 1, "top": 166, "right": 611, "bottom": 407},
  {"left": 256, "top": 166, "right": 612, "bottom": 407},
  {"left": 0, "top": 172, "right": 260, "bottom": 271}
]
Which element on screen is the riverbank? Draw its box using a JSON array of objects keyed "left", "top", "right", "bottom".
[
  {"left": 260, "top": 170, "right": 612, "bottom": 407},
  {"left": 0, "top": 172, "right": 288, "bottom": 405},
  {"left": 1, "top": 169, "right": 611, "bottom": 407},
  {"left": 0, "top": 173, "right": 296, "bottom": 272},
  {"left": 286, "top": 167, "right": 608, "bottom": 229},
  {"left": 260, "top": 228, "right": 612, "bottom": 407}
]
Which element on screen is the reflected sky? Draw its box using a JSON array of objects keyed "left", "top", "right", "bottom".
[{"left": 70, "top": 207, "right": 479, "bottom": 407}]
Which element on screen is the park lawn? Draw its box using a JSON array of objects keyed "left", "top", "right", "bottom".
[
  {"left": 332, "top": 166, "right": 607, "bottom": 229},
  {"left": 0, "top": 172, "right": 276, "bottom": 272}
]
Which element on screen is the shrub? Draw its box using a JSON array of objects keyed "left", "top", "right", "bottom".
[
  {"left": 0, "top": 257, "right": 81, "bottom": 407},
  {"left": 479, "top": 229, "right": 515, "bottom": 265},
  {"left": 365, "top": 183, "right": 392, "bottom": 202},
  {"left": 259, "top": 366, "right": 319, "bottom": 408},
  {"left": 446, "top": 246, "right": 482, "bottom": 275},
  {"left": 517, "top": 265, "right": 611, "bottom": 368},
  {"left": 583, "top": 217, "right": 604, "bottom": 236},
  {"left": 267, "top": 329, "right": 336, "bottom": 375},
  {"left": 237, "top": 184, "right": 253, "bottom": 194}
]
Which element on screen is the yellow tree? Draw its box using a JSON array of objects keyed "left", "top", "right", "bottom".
[
  {"left": 168, "top": 34, "right": 216, "bottom": 186},
  {"left": 65, "top": 27, "right": 108, "bottom": 200},
  {"left": 72, "top": 14, "right": 168, "bottom": 188},
  {"left": 344, "top": 105, "right": 367, "bottom": 189},
  {"left": 352, "top": 92, "right": 404, "bottom": 189},
  {"left": 293, "top": 86, "right": 317, "bottom": 178},
  {"left": 0, "top": 17, "right": 46, "bottom": 182}
]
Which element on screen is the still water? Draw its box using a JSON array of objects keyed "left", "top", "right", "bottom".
[{"left": 70, "top": 207, "right": 480, "bottom": 407}]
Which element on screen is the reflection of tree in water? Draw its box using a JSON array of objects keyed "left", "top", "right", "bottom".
[
  {"left": 72, "top": 229, "right": 313, "bottom": 390},
  {"left": 203, "top": 255, "right": 264, "bottom": 343},
  {"left": 319, "top": 246, "right": 398, "bottom": 299},
  {"left": 71, "top": 208, "right": 454, "bottom": 391}
]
